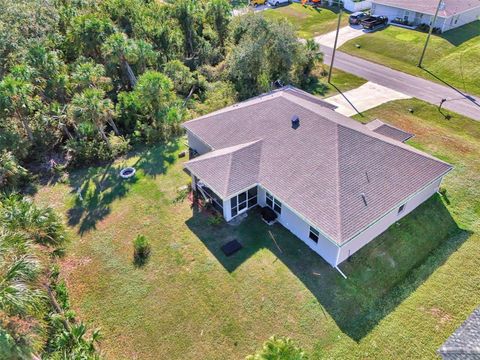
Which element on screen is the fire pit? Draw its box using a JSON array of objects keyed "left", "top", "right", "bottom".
[{"left": 119, "top": 167, "right": 136, "bottom": 179}]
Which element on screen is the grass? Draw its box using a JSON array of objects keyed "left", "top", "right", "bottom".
[
  {"left": 305, "top": 64, "right": 367, "bottom": 98},
  {"left": 262, "top": 3, "right": 347, "bottom": 39},
  {"left": 339, "top": 22, "right": 480, "bottom": 96},
  {"left": 34, "top": 99, "right": 480, "bottom": 359}
]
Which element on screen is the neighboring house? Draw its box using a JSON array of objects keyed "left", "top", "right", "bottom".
[
  {"left": 438, "top": 306, "right": 480, "bottom": 360},
  {"left": 371, "top": 0, "right": 480, "bottom": 32},
  {"left": 183, "top": 86, "right": 452, "bottom": 268},
  {"left": 326, "top": 0, "right": 371, "bottom": 12}
]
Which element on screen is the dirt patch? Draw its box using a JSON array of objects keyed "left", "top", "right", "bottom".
[{"left": 61, "top": 256, "right": 92, "bottom": 277}]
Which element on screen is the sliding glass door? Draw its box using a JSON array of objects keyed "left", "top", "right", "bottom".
[{"left": 231, "top": 186, "right": 258, "bottom": 217}]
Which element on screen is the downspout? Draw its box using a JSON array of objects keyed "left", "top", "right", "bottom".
[{"left": 334, "top": 248, "right": 347, "bottom": 279}]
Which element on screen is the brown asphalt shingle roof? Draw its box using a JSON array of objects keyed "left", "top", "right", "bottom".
[
  {"left": 184, "top": 87, "right": 452, "bottom": 245},
  {"left": 372, "top": 0, "right": 480, "bottom": 18}
]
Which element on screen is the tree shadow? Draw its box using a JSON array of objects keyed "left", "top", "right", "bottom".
[
  {"left": 130, "top": 141, "right": 180, "bottom": 178},
  {"left": 186, "top": 194, "right": 471, "bottom": 341},
  {"left": 66, "top": 141, "right": 181, "bottom": 235}
]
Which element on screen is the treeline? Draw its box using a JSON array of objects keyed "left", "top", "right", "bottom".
[
  {"left": 0, "top": 194, "right": 100, "bottom": 359},
  {"left": 0, "top": 0, "right": 321, "bottom": 191}
]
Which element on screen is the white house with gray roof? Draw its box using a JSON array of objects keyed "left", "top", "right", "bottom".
[
  {"left": 371, "top": 0, "right": 480, "bottom": 32},
  {"left": 183, "top": 86, "right": 452, "bottom": 267}
]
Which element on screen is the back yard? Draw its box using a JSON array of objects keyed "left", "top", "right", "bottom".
[
  {"left": 35, "top": 99, "right": 480, "bottom": 359},
  {"left": 340, "top": 22, "right": 480, "bottom": 97},
  {"left": 262, "top": 3, "right": 348, "bottom": 38}
]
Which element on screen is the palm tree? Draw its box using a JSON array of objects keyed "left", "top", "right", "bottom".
[
  {"left": 0, "top": 194, "right": 66, "bottom": 247},
  {"left": 0, "top": 230, "right": 46, "bottom": 359},
  {"left": 69, "top": 88, "right": 119, "bottom": 149}
]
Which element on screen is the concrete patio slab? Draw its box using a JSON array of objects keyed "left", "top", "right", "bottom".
[{"left": 324, "top": 81, "right": 412, "bottom": 116}]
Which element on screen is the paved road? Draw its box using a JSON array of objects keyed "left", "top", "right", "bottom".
[{"left": 321, "top": 46, "right": 480, "bottom": 120}]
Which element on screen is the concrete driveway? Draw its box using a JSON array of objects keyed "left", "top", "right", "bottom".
[
  {"left": 324, "top": 81, "right": 411, "bottom": 117},
  {"left": 314, "top": 25, "right": 365, "bottom": 48}
]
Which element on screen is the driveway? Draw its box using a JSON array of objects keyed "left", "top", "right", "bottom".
[
  {"left": 324, "top": 81, "right": 411, "bottom": 117},
  {"left": 314, "top": 26, "right": 365, "bottom": 48}
]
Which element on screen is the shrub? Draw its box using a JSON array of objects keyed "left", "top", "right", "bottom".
[
  {"left": 207, "top": 214, "right": 223, "bottom": 226},
  {"left": 246, "top": 335, "right": 308, "bottom": 360},
  {"left": 0, "top": 151, "right": 29, "bottom": 191},
  {"left": 133, "top": 234, "right": 151, "bottom": 266},
  {"left": 66, "top": 135, "right": 130, "bottom": 167}
]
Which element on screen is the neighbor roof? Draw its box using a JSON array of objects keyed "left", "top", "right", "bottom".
[
  {"left": 438, "top": 307, "right": 480, "bottom": 359},
  {"left": 365, "top": 119, "right": 414, "bottom": 143},
  {"left": 372, "top": 0, "right": 480, "bottom": 17},
  {"left": 184, "top": 87, "right": 452, "bottom": 245}
]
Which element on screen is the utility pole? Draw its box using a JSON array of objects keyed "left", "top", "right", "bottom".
[
  {"left": 328, "top": 4, "right": 343, "bottom": 83},
  {"left": 418, "top": 0, "right": 443, "bottom": 68}
]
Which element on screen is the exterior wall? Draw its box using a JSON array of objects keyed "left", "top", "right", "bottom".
[
  {"left": 336, "top": 177, "right": 443, "bottom": 264},
  {"left": 371, "top": 3, "right": 443, "bottom": 27},
  {"left": 442, "top": 7, "right": 480, "bottom": 32},
  {"left": 223, "top": 198, "right": 232, "bottom": 221},
  {"left": 260, "top": 186, "right": 340, "bottom": 266},
  {"left": 187, "top": 130, "right": 211, "bottom": 155},
  {"left": 343, "top": 0, "right": 371, "bottom": 12}
]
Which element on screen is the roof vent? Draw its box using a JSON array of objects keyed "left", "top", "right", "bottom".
[
  {"left": 291, "top": 115, "right": 300, "bottom": 129},
  {"left": 361, "top": 193, "right": 368, "bottom": 206}
]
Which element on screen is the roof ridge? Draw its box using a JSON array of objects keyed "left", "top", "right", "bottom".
[{"left": 334, "top": 124, "right": 343, "bottom": 242}]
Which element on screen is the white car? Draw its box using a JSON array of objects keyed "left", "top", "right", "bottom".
[{"left": 267, "top": 0, "right": 290, "bottom": 6}]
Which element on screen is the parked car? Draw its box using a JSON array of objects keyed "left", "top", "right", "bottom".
[
  {"left": 349, "top": 12, "right": 369, "bottom": 25},
  {"left": 361, "top": 15, "right": 388, "bottom": 30},
  {"left": 267, "top": 0, "right": 291, "bottom": 6},
  {"left": 250, "top": 0, "right": 267, "bottom": 6}
]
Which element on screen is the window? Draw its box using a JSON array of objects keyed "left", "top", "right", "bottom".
[
  {"left": 266, "top": 191, "right": 282, "bottom": 214},
  {"left": 398, "top": 204, "right": 406, "bottom": 214},
  {"left": 309, "top": 227, "right": 319, "bottom": 243},
  {"left": 230, "top": 186, "right": 258, "bottom": 218}
]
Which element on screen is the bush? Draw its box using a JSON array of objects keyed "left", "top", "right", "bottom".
[
  {"left": 0, "top": 151, "right": 29, "bottom": 191},
  {"left": 133, "top": 234, "right": 151, "bottom": 266},
  {"left": 66, "top": 135, "right": 130, "bottom": 167},
  {"left": 207, "top": 214, "right": 223, "bottom": 226},
  {"left": 246, "top": 336, "right": 307, "bottom": 360}
]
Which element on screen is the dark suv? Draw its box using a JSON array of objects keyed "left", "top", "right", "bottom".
[{"left": 349, "top": 12, "right": 369, "bottom": 25}]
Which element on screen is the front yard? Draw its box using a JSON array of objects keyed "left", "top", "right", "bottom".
[
  {"left": 34, "top": 99, "right": 480, "bottom": 359},
  {"left": 340, "top": 22, "right": 480, "bottom": 97},
  {"left": 262, "top": 3, "right": 348, "bottom": 39}
]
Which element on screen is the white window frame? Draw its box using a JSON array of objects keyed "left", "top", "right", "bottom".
[
  {"left": 266, "top": 192, "right": 282, "bottom": 214},
  {"left": 309, "top": 226, "right": 319, "bottom": 243}
]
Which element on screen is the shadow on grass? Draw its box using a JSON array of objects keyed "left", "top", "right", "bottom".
[
  {"left": 67, "top": 141, "right": 180, "bottom": 235},
  {"left": 440, "top": 21, "right": 480, "bottom": 46},
  {"left": 186, "top": 194, "right": 470, "bottom": 341}
]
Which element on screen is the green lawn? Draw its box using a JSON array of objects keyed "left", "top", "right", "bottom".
[
  {"left": 340, "top": 22, "right": 480, "bottom": 96},
  {"left": 34, "top": 99, "right": 480, "bottom": 359},
  {"left": 262, "top": 3, "right": 347, "bottom": 39},
  {"left": 304, "top": 64, "right": 367, "bottom": 98}
]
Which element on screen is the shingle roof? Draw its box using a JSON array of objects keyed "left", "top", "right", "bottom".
[
  {"left": 438, "top": 307, "right": 480, "bottom": 359},
  {"left": 184, "top": 87, "right": 452, "bottom": 245},
  {"left": 366, "top": 119, "right": 414, "bottom": 143},
  {"left": 371, "top": 0, "right": 480, "bottom": 18},
  {"left": 185, "top": 140, "right": 263, "bottom": 198}
]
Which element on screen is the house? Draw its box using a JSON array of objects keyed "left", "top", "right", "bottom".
[
  {"left": 183, "top": 86, "right": 452, "bottom": 268},
  {"left": 438, "top": 306, "right": 480, "bottom": 359},
  {"left": 371, "top": 0, "right": 480, "bottom": 32}
]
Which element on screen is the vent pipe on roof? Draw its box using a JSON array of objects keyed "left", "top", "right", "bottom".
[
  {"left": 361, "top": 193, "right": 367, "bottom": 206},
  {"left": 291, "top": 115, "right": 300, "bottom": 129}
]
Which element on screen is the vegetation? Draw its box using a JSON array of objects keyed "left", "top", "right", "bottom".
[
  {"left": 340, "top": 22, "right": 480, "bottom": 96},
  {"left": 34, "top": 98, "right": 480, "bottom": 358},
  {"left": 0, "top": 194, "right": 100, "bottom": 359},
  {"left": 0, "top": 0, "right": 323, "bottom": 189},
  {"left": 133, "top": 234, "right": 151, "bottom": 266},
  {"left": 262, "top": 3, "right": 347, "bottom": 39},
  {"left": 246, "top": 336, "right": 307, "bottom": 360}
]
